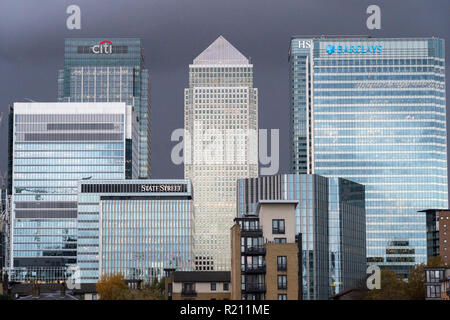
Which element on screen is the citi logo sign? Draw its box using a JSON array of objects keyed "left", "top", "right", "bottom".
[
  {"left": 298, "top": 40, "right": 312, "bottom": 49},
  {"left": 92, "top": 40, "right": 113, "bottom": 54},
  {"left": 326, "top": 44, "right": 383, "bottom": 55}
]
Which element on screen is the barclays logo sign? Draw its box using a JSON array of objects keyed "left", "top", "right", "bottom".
[
  {"left": 326, "top": 45, "right": 335, "bottom": 54},
  {"left": 326, "top": 44, "right": 382, "bottom": 55}
]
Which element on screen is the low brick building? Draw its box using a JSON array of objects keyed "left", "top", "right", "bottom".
[
  {"left": 421, "top": 209, "right": 450, "bottom": 266},
  {"left": 165, "top": 271, "right": 231, "bottom": 300}
]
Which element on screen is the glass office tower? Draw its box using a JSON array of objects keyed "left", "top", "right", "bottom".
[
  {"left": 289, "top": 36, "right": 448, "bottom": 275},
  {"left": 58, "top": 38, "right": 150, "bottom": 179},
  {"left": 11, "top": 102, "right": 128, "bottom": 273},
  {"left": 237, "top": 174, "right": 366, "bottom": 299},
  {"left": 185, "top": 36, "right": 259, "bottom": 271},
  {"left": 77, "top": 180, "right": 194, "bottom": 283}
]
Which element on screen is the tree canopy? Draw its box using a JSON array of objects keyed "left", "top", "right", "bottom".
[
  {"left": 96, "top": 273, "right": 165, "bottom": 300},
  {"left": 96, "top": 273, "right": 130, "bottom": 300},
  {"left": 365, "top": 255, "right": 445, "bottom": 300}
]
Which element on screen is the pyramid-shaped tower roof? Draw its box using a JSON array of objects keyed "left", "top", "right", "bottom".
[{"left": 193, "top": 36, "right": 249, "bottom": 65}]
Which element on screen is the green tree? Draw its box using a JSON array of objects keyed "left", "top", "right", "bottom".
[
  {"left": 96, "top": 273, "right": 130, "bottom": 300},
  {"left": 365, "top": 269, "right": 407, "bottom": 300},
  {"left": 405, "top": 263, "right": 425, "bottom": 300},
  {"left": 427, "top": 255, "right": 444, "bottom": 267},
  {"left": 129, "top": 278, "right": 165, "bottom": 300},
  {"left": 405, "top": 255, "right": 445, "bottom": 300},
  {"left": 366, "top": 256, "right": 445, "bottom": 300}
]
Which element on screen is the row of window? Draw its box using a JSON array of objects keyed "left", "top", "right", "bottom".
[
  {"left": 313, "top": 58, "right": 442, "bottom": 66},
  {"left": 182, "top": 282, "right": 230, "bottom": 293}
]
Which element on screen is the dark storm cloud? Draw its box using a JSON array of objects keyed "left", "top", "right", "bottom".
[{"left": 0, "top": 0, "right": 449, "bottom": 183}]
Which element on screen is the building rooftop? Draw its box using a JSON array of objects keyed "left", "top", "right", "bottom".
[
  {"left": 290, "top": 35, "right": 440, "bottom": 40},
  {"left": 18, "top": 292, "right": 78, "bottom": 300},
  {"left": 256, "top": 200, "right": 299, "bottom": 213},
  {"left": 291, "top": 35, "right": 370, "bottom": 40},
  {"left": 418, "top": 209, "right": 450, "bottom": 213},
  {"left": 193, "top": 36, "right": 249, "bottom": 65}
]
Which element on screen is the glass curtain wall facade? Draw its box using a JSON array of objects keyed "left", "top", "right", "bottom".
[
  {"left": 289, "top": 37, "right": 448, "bottom": 275},
  {"left": 185, "top": 36, "right": 258, "bottom": 271},
  {"left": 328, "top": 178, "right": 366, "bottom": 296},
  {"left": 58, "top": 38, "right": 150, "bottom": 179},
  {"left": 77, "top": 180, "right": 194, "bottom": 283},
  {"left": 11, "top": 102, "right": 127, "bottom": 271},
  {"left": 237, "top": 174, "right": 366, "bottom": 299}
]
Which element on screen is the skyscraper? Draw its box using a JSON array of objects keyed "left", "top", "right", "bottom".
[
  {"left": 10, "top": 102, "right": 130, "bottom": 275},
  {"left": 58, "top": 38, "right": 150, "bottom": 179},
  {"left": 184, "top": 36, "right": 259, "bottom": 271},
  {"left": 289, "top": 36, "right": 448, "bottom": 276}
]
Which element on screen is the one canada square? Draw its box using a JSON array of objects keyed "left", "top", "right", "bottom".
[
  {"left": 289, "top": 36, "right": 448, "bottom": 276},
  {"left": 184, "top": 36, "right": 258, "bottom": 271}
]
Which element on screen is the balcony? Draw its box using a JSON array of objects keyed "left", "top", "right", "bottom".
[
  {"left": 244, "top": 246, "right": 266, "bottom": 255},
  {"left": 181, "top": 290, "right": 197, "bottom": 297},
  {"left": 245, "top": 265, "right": 266, "bottom": 273},
  {"left": 244, "top": 283, "right": 266, "bottom": 293},
  {"left": 241, "top": 228, "right": 263, "bottom": 235}
]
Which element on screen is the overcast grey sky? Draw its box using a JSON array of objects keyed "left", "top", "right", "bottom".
[{"left": 0, "top": 0, "right": 449, "bottom": 181}]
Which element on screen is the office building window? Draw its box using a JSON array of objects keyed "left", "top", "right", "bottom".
[
  {"left": 277, "top": 256, "right": 287, "bottom": 271},
  {"left": 272, "top": 219, "right": 285, "bottom": 234},
  {"left": 223, "top": 282, "right": 229, "bottom": 291},
  {"left": 211, "top": 283, "right": 216, "bottom": 291},
  {"left": 278, "top": 294, "right": 287, "bottom": 300},
  {"left": 274, "top": 238, "right": 287, "bottom": 244},
  {"left": 277, "top": 275, "right": 287, "bottom": 290}
]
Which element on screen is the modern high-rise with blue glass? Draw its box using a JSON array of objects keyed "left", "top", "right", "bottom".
[
  {"left": 10, "top": 102, "right": 130, "bottom": 273},
  {"left": 289, "top": 36, "right": 448, "bottom": 276},
  {"left": 58, "top": 38, "right": 150, "bottom": 179}
]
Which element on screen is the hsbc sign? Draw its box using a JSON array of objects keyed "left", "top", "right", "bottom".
[
  {"left": 298, "top": 40, "right": 312, "bottom": 49},
  {"left": 92, "top": 40, "right": 112, "bottom": 54}
]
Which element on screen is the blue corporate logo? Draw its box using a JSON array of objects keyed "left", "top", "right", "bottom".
[
  {"left": 326, "top": 45, "right": 335, "bottom": 55},
  {"left": 326, "top": 44, "right": 382, "bottom": 55}
]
